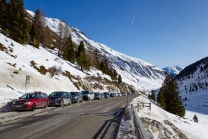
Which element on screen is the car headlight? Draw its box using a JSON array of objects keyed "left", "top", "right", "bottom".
[
  {"left": 24, "top": 102, "right": 32, "bottom": 105},
  {"left": 12, "top": 101, "right": 16, "bottom": 104}
]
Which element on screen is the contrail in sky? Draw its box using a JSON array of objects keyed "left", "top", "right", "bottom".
[{"left": 132, "top": 14, "right": 136, "bottom": 24}]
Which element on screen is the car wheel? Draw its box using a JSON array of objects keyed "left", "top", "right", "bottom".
[
  {"left": 31, "top": 104, "right": 35, "bottom": 111},
  {"left": 87, "top": 97, "right": 90, "bottom": 101},
  {"left": 43, "top": 102, "right": 48, "bottom": 109},
  {"left": 76, "top": 98, "right": 78, "bottom": 103},
  {"left": 68, "top": 99, "right": 71, "bottom": 105},
  {"left": 60, "top": 100, "right": 64, "bottom": 107},
  {"left": 80, "top": 99, "right": 82, "bottom": 102}
]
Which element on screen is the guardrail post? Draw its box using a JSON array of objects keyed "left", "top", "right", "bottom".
[
  {"left": 149, "top": 103, "right": 151, "bottom": 111},
  {"left": 137, "top": 103, "right": 139, "bottom": 112}
]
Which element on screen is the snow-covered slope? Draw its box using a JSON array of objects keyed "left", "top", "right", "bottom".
[
  {"left": 176, "top": 57, "right": 208, "bottom": 112},
  {"left": 163, "top": 65, "right": 185, "bottom": 76},
  {"left": 26, "top": 10, "right": 167, "bottom": 91},
  {"left": 131, "top": 95, "right": 208, "bottom": 139}
]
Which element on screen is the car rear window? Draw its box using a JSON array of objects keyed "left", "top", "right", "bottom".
[
  {"left": 21, "top": 94, "right": 35, "bottom": 99},
  {"left": 82, "top": 91, "right": 89, "bottom": 94},
  {"left": 50, "top": 92, "right": 63, "bottom": 97},
  {"left": 71, "top": 92, "right": 78, "bottom": 95}
]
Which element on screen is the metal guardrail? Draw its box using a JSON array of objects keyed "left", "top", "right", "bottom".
[{"left": 131, "top": 104, "right": 150, "bottom": 139}]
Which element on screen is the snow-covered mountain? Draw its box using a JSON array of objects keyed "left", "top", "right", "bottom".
[
  {"left": 163, "top": 65, "right": 185, "bottom": 76},
  {"left": 176, "top": 57, "right": 208, "bottom": 115},
  {"left": 26, "top": 10, "right": 168, "bottom": 91}
]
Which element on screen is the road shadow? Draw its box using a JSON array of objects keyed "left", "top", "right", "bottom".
[
  {"left": 92, "top": 108, "right": 124, "bottom": 139},
  {"left": 0, "top": 101, "right": 13, "bottom": 112}
]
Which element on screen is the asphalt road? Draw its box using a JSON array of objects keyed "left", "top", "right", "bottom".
[{"left": 0, "top": 95, "right": 138, "bottom": 139}]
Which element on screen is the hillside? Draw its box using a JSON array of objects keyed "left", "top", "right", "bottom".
[
  {"left": 176, "top": 57, "right": 208, "bottom": 126},
  {"left": 26, "top": 10, "right": 167, "bottom": 92},
  {"left": 131, "top": 94, "right": 208, "bottom": 139}
]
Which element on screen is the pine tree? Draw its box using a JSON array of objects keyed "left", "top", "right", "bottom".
[
  {"left": 113, "top": 70, "right": 117, "bottom": 80},
  {"left": 193, "top": 114, "right": 198, "bottom": 123},
  {"left": 63, "top": 35, "right": 75, "bottom": 63},
  {"left": 118, "top": 74, "right": 122, "bottom": 83},
  {"left": 148, "top": 93, "right": 151, "bottom": 99},
  {"left": 29, "top": 22, "right": 39, "bottom": 48},
  {"left": 2, "top": 0, "right": 30, "bottom": 44},
  {"left": 103, "top": 59, "right": 109, "bottom": 74},
  {"left": 76, "top": 41, "right": 90, "bottom": 71},
  {"left": 157, "top": 90, "right": 166, "bottom": 109},
  {"left": 42, "top": 26, "right": 52, "bottom": 48},
  {"left": 93, "top": 49, "right": 99, "bottom": 69},
  {"left": 159, "top": 76, "right": 185, "bottom": 117},
  {"left": 0, "top": 0, "right": 8, "bottom": 29},
  {"left": 151, "top": 90, "right": 156, "bottom": 101},
  {"left": 34, "top": 8, "right": 45, "bottom": 45},
  {"left": 100, "top": 61, "right": 104, "bottom": 72}
]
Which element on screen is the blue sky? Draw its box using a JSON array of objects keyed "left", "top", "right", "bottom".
[{"left": 24, "top": 0, "right": 208, "bottom": 68}]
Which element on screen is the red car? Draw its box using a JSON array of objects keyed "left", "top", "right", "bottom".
[{"left": 12, "top": 92, "right": 49, "bottom": 111}]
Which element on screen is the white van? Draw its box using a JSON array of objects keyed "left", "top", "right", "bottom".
[{"left": 81, "top": 90, "right": 94, "bottom": 101}]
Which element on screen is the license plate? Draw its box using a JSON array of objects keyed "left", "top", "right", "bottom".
[{"left": 15, "top": 105, "right": 21, "bottom": 108}]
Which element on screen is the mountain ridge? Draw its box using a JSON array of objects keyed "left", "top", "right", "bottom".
[
  {"left": 163, "top": 65, "right": 185, "bottom": 76},
  {"left": 26, "top": 10, "right": 167, "bottom": 91}
]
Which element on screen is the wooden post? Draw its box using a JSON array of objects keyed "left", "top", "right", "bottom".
[{"left": 137, "top": 103, "right": 139, "bottom": 112}]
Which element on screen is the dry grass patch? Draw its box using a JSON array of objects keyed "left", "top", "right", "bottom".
[
  {"left": 6, "top": 62, "right": 16, "bottom": 67},
  {"left": 0, "top": 43, "right": 7, "bottom": 51},
  {"left": 13, "top": 71, "right": 18, "bottom": 74}
]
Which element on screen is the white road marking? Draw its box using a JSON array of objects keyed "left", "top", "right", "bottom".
[
  {"left": 92, "top": 106, "right": 102, "bottom": 110},
  {"left": 53, "top": 108, "right": 62, "bottom": 111},
  {"left": 35, "top": 112, "right": 48, "bottom": 116}
]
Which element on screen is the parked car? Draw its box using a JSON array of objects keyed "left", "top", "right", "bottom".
[
  {"left": 127, "top": 92, "right": 132, "bottom": 95},
  {"left": 110, "top": 93, "right": 115, "bottom": 97},
  {"left": 12, "top": 92, "right": 49, "bottom": 111},
  {"left": 121, "top": 92, "right": 127, "bottom": 96},
  {"left": 100, "top": 93, "right": 104, "bottom": 99},
  {"left": 117, "top": 93, "right": 121, "bottom": 97},
  {"left": 48, "top": 91, "right": 72, "bottom": 107},
  {"left": 103, "top": 92, "right": 110, "bottom": 99},
  {"left": 94, "top": 92, "right": 102, "bottom": 100},
  {"left": 70, "top": 92, "right": 83, "bottom": 103},
  {"left": 82, "top": 90, "right": 94, "bottom": 101}
]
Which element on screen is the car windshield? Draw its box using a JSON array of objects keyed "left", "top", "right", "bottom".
[
  {"left": 20, "top": 93, "right": 35, "bottom": 99},
  {"left": 95, "top": 93, "right": 99, "bottom": 95},
  {"left": 50, "top": 92, "right": 63, "bottom": 97},
  {"left": 82, "top": 91, "right": 89, "bottom": 94},
  {"left": 71, "top": 92, "right": 78, "bottom": 95}
]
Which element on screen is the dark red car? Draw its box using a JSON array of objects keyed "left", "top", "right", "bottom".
[{"left": 12, "top": 92, "right": 49, "bottom": 111}]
